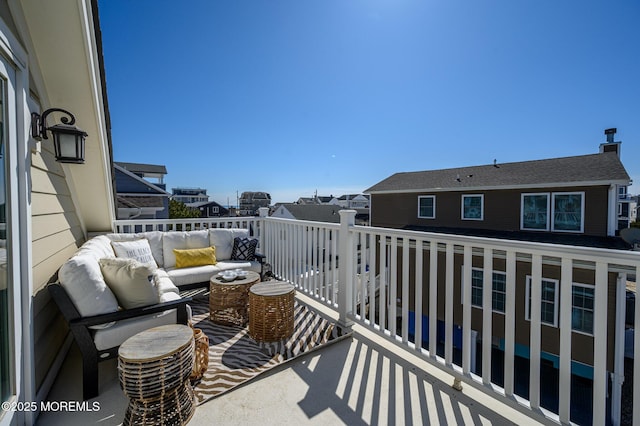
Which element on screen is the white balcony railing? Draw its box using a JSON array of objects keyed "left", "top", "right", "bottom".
[{"left": 114, "top": 212, "right": 640, "bottom": 425}]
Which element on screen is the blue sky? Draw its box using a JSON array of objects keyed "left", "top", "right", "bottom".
[{"left": 98, "top": 1, "right": 640, "bottom": 205}]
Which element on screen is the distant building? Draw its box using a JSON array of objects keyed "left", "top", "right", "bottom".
[
  {"left": 114, "top": 163, "right": 171, "bottom": 219},
  {"left": 330, "top": 194, "right": 370, "bottom": 209},
  {"left": 172, "top": 187, "right": 209, "bottom": 205},
  {"left": 297, "top": 195, "right": 334, "bottom": 205},
  {"left": 272, "top": 204, "right": 342, "bottom": 223},
  {"left": 191, "top": 200, "right": 229, "bottom": 218},
  {"left": 239, "top": 192, "right": 271, "bottom": 215}
]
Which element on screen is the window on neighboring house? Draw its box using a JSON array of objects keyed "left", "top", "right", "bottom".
[
  {"left": 572, "top": 284, "right": 594, "bottom": 335},
  {"left": 521, "top": 193, "right": 549, "bottom": 230},
  {"left": 418, "top": 196, "right": 435, "bottom": 219},
  {"left": 469, "top": 268, "right": 506, "bottom": 313},
  {"left": 552, "top": 192, "right": 584, "bottom": 232},
  {"left": 525, "top": 276, "right": 558, "bottom": 327},
  {"left": 619, "top": 186, "right": 627, "bottom": 199},
  {"left": 619, "top": 202, "right": 629, "bottom": 217},
  {"left": 462, "top": 194, "right": 483, "bottom": 220}
]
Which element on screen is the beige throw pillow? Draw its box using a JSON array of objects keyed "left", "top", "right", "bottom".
[
  {"left": 111, "top": 238, "right": 158, "bottom": 269},
  {"left": 99, "top": 258, "right": 159, "bottom": 309}
]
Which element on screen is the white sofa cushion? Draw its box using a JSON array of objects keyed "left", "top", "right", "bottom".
[
  {"left": 92, "top": 308, "right": 177, "bottom": 351},
  {"left": 153, "top": 269, "right": 180, "bottom": 296},
  {"left": 165, "top": 260, "right": 261, "bottom": 286},
  {"left": 59, "top": 255, "right": 119, "bottom": 317},
  {"left": 209, "top": 229, "right": 249, "bottom": 261},
  {"left": 162, "top": 230, "right": 210, "bottom": 268},
  {"left": 99, "top": 258, "right": 159, "bottom": 309},
  {"left": 107, "top": 231, "right": 164, "bottom": 267},
  {"left": 165, "top": 265, "right": 219, "bottom": 286}
]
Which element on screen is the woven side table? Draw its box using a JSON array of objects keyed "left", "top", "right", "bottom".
[
  {"left": 209, "top": 271, "right": 260, "bottom": 326},
  {"left": 118, "top": 324, "right": 195, "bottom": 426},
  {"left": 249, "top": 281, "right": 295, "bottom": 342}
]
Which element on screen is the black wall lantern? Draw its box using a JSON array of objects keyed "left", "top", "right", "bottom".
[{"left": 31, "top": 108, "right": 88, "bottom": 164}]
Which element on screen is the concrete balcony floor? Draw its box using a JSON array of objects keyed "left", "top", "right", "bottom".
[{"left": 37, "top": 295, "right": 540, "bottom": 425}]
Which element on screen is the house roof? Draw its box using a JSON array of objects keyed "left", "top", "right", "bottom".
[
  {"left": 365, "top": 152, "right": 630, "bottom": 194},
  {"left": 279, "top": 204, "right": 343, "bottom": 223},
  {"left": 117, "top": 196, "right": 165, "bottom": 209},
  {"left": 115, "top": 162, "right": 168, "bottom": 175}
]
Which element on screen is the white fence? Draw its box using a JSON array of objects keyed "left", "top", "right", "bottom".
[{"left": 114, "top": 213, "right": 640, "bottom": 425}]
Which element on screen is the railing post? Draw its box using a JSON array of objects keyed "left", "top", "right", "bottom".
[
  {"left": 338, "top": 210, "right": 356, "bottom": 329},
  {"left": 257, "top": 207, "right": 269, "bottom": 249}
]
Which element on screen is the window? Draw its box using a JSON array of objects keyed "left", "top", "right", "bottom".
[
  {"left": 462, "top": 194, "right": 483, "bottom": 220},
  {"left": 572, "top": 284, "right": 594, "bottom": 335},
  {"left": 469, "top": 268, "right": 506, "bottom": 313},
  {"left": 418, "top": 196, "right": 435, "bottom": 219},
  {"left": 552, "top": 192, "right": 584, "bottom": 232},
  {"left": 471, "top": 269, "right": 483, "bottom": 307},
  {"left": 619, "top": 186, "right": 627, "bottom": 199},
  {"left": 521, "top": 193, "right": 549, "bottom": 230},
  {"left": 525, "top": 277, "right": 558, "bottom": 327},
  {"left": 492, "top": 273, "right": 506, "bottom": 313}
]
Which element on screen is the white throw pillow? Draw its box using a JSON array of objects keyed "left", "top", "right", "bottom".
[
  {"left": 99, "top": 258, "right": 159, "bottom": 309},
  {"left": 111, "top": 239, "right": 158, "bottom": 269}
]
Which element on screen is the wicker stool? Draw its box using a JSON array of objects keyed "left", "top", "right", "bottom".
[
  {"left": 209, "top": 271, "right": 260, "bottom": 326},
  {"left": 118, "top": 324, "right": 195, "bottom": 426},
  {"left": 249, "top": 282, "right": 295, "bottom": 342}
]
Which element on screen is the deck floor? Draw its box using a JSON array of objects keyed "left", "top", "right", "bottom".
[{"left": 37, "top": 295, "right": 540, "bottom": 425}]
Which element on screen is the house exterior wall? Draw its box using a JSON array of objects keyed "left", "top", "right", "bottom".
[
  {"left": 371, "top": 185, "right": 610, "bottom": 237},
  {"left": 0, "top": 2, "right": 116, "bottom": 418}
]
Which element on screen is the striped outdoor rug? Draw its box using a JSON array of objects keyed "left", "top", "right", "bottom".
[{"left": 189, "top": 295, "right": 351, "bottom": 405}]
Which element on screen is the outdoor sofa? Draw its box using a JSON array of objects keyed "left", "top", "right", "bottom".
[{"left": 49, "top": 228, "right": 264, "bottom": 400}]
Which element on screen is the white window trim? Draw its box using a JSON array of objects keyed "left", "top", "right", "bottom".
[
  {"left": 551, "top": 191, "right": 585, "bottom": 233},
  {"left": 417, "top": 195, "right": 436, "bottom": 219},
  {"left": 461, "top": 194, "right": 484, "bottom": 221},
  {"left": 525, "top": 276, "right": 559, "bottom": 328},
  {"left": 465, "top": 267, "right": 506, "bottom": 314},
  {"left": 520, "top": 192, "right": 550, "bottom": 231},
  {"left": 571, "top": 282, "right": 595, "bottom": 336}
]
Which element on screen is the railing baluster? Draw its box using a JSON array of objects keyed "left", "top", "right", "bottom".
[
  {"left": 369, "top": 232, "right": 377, "bottom": 325},
  {"left": 402, "top": 238, "right": 410, "bottom": 342},
  {"left": 504, "top": 250, "right": 516, "bottom": 397},
  {"left": 331, "top": 229, "right": 338, "bottom": 305},
  {"left": 429, "top": 241, "right": 437, "bottom": 358},
  {"left": 389, "top": 236, "right": 398, "bottom": 337},
  {"left": 634, "top": 264, "right": 640, "bottom": 426},
  {"left": 529, "top": 254, "right": 542, "bottom": 410},
  {"left": 414, "top": 239, "right": 423, "bottom": 353},
  {"left": 379, "top": 237, "right": 387, "bottom": 333},
  {"left": 558, "top": 256, "right": 572, "bottom": 424},
  {"left": 592, "top": 261, "right": 608, "bottom": 426},
  {"left": 482, "top": 248, "right": 493, "bottom": 385},
  {"left": 445, "top": 243, "right": 454, "bottom": 367},
  {"left": 462, "top": 245, "right": 472, "bottom": 375}
]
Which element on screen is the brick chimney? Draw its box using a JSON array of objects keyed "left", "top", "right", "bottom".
[{"left": 600, "top": 128, "right": 621, "bottom": 157}]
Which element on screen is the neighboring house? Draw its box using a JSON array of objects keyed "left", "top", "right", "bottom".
[
  {"left": 272, "top": 204, "right": 343, "bottom": 223},
  {"left": 191, "top": 200, "right": 229, "bottom": 218},
  {"left": 617, "top": 187, "right": 637, "bottom": 230},
  {"left": 365, "top": 131, "right": 631, "bottom": 382},
  {"left": 296, "top": 195, "right": 334, "bottom": 205},
  {"left": 330, "top": 194, "right": 370, "bottom": 209},
  {"left": 114, "top": 163, "right": 171, "bottom": 219},
  {"left": 0, "top": 2, "right": 115, "bottom": 424},
  {"left": 115, "top": 161, "right": 167, "bottom": 189},
  {"left": 239, "top": 191, "right": 271, "bottom": 215},
  {"left": 172, "top": 187, "right": 209, "bottom": 205}
]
